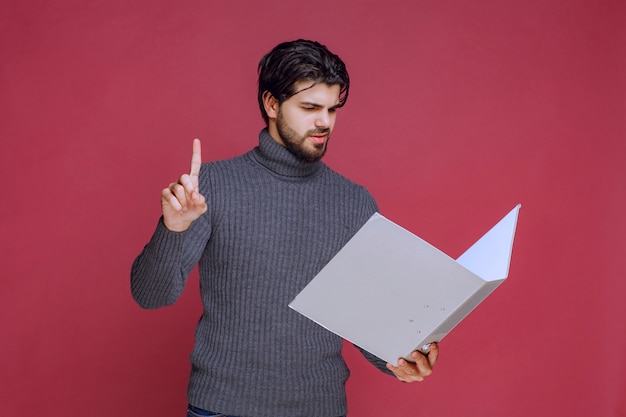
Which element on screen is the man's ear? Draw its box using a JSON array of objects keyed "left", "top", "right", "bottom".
[{"left": 262, "top": 91, "right": 279, "bottom": 120}]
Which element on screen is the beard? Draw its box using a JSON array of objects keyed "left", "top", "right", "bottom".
[{"left": 276, "top": 109, "right": 330, "bottom": 163}]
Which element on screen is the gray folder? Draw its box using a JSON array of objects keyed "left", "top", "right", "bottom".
[{"left": 289, "top": 205, "right": 521, "bottom": 364}]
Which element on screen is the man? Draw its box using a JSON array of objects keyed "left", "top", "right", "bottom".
[{"left": 131, "top": 39, "right": 438, "bottom": 417}]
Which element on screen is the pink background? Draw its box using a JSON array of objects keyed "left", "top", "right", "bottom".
[{"left": 1, "top": 1, "right": 624, "bottom": 416}]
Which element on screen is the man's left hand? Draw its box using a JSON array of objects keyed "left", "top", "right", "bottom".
[{"left": 386, "top": 343, "right": 439, "bottom": 382}]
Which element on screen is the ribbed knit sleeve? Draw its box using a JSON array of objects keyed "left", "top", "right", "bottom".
[
  {"left": 355, "top": 345, "right": 395, "bottom": 375},
  {"left": 130, "top": 193, "right": 212, "bottom": 309}
]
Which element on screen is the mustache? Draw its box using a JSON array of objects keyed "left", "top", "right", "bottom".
[{"left": 306, "top": 128, "right": 330, "bottom": 136}]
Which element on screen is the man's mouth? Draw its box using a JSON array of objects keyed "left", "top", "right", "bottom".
[
  {"left": 309, "top": 134, "right": 327, "bottom": 145},
  {"left": 307, "top": 130, "right": 329, "bottom": 145}
]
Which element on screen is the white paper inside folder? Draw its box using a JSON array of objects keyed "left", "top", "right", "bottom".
[{"left": 289, "top": 204, "right": 521, "bottom": 364}]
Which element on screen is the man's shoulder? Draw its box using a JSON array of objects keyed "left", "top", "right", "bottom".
[
  {"left": 199, "top": 150, "right": 253, "bottom": 173},
  {"left": 322, "top": 165, "right": 377, "bottom": 206},
  {"left": 323, "top": 165, "right": 370, "bottom": 191}
]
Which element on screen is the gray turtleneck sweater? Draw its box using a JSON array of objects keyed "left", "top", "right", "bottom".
[{"left": 131, "top": 129, "right": 389, "bottom": 417}]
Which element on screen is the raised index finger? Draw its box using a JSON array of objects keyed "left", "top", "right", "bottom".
[{"left": 190, "top": 138, "right": 202, "bottom": 177}]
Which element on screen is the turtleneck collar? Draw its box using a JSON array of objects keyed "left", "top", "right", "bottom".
[{"left": 249, "top": 129, "right": 324, "bottom": 178}]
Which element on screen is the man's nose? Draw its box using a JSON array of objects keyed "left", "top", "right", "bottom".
[{"left": 315, "top": 110, "right": 330, "bottom": 128}]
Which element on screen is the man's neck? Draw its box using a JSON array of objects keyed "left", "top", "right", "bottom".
[{"left": 266, "top": 122, "right": 285, "bottom": 147}]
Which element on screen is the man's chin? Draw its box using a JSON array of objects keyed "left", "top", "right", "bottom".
[
  {"left": 301, "top": 151, "right": 325, "bottom": 163},
  {"left": 290, "top": 146, "right": 326, "bottom": 163},
  {"left": 308, "top": 143, "right": 327, "bottom": 161}
]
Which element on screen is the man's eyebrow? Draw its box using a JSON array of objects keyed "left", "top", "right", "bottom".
[
  {"left": 300, "top": 101, "right": 324, "bottom": 108},
  {"left": 299, "top": 101, "right": 340, "bottom": 110}
]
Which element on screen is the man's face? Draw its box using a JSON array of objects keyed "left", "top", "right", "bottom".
[{"left": 272, "top": 81, "right": 341, "bottom": 163}]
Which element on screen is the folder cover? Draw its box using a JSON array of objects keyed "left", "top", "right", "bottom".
[{"left": 289, "top": 205, "right": 521, "bottom": 364}]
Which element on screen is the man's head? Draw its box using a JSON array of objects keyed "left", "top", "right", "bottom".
[
  {"left": 258, "top": 40, "right": 350, "bottom": 162},
  {"left": 257, "top": 39, "right": 350, "bottom": 125}
]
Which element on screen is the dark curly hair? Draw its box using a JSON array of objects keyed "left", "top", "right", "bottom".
[{"left": 257, "top": 39, "right": 350, "bottom": 124}]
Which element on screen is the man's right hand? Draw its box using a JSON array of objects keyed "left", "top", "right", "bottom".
[{"left": 161, "top": 138, "right": 208, "bottom": 232}]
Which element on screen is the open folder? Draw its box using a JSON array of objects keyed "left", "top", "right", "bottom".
[{"left": 289, "top": 205, "right": 521, "bottom": 364}]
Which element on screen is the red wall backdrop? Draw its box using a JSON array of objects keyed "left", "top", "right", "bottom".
[{"left": 1, "top": 1, "right": 624, "bottom": 416}]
